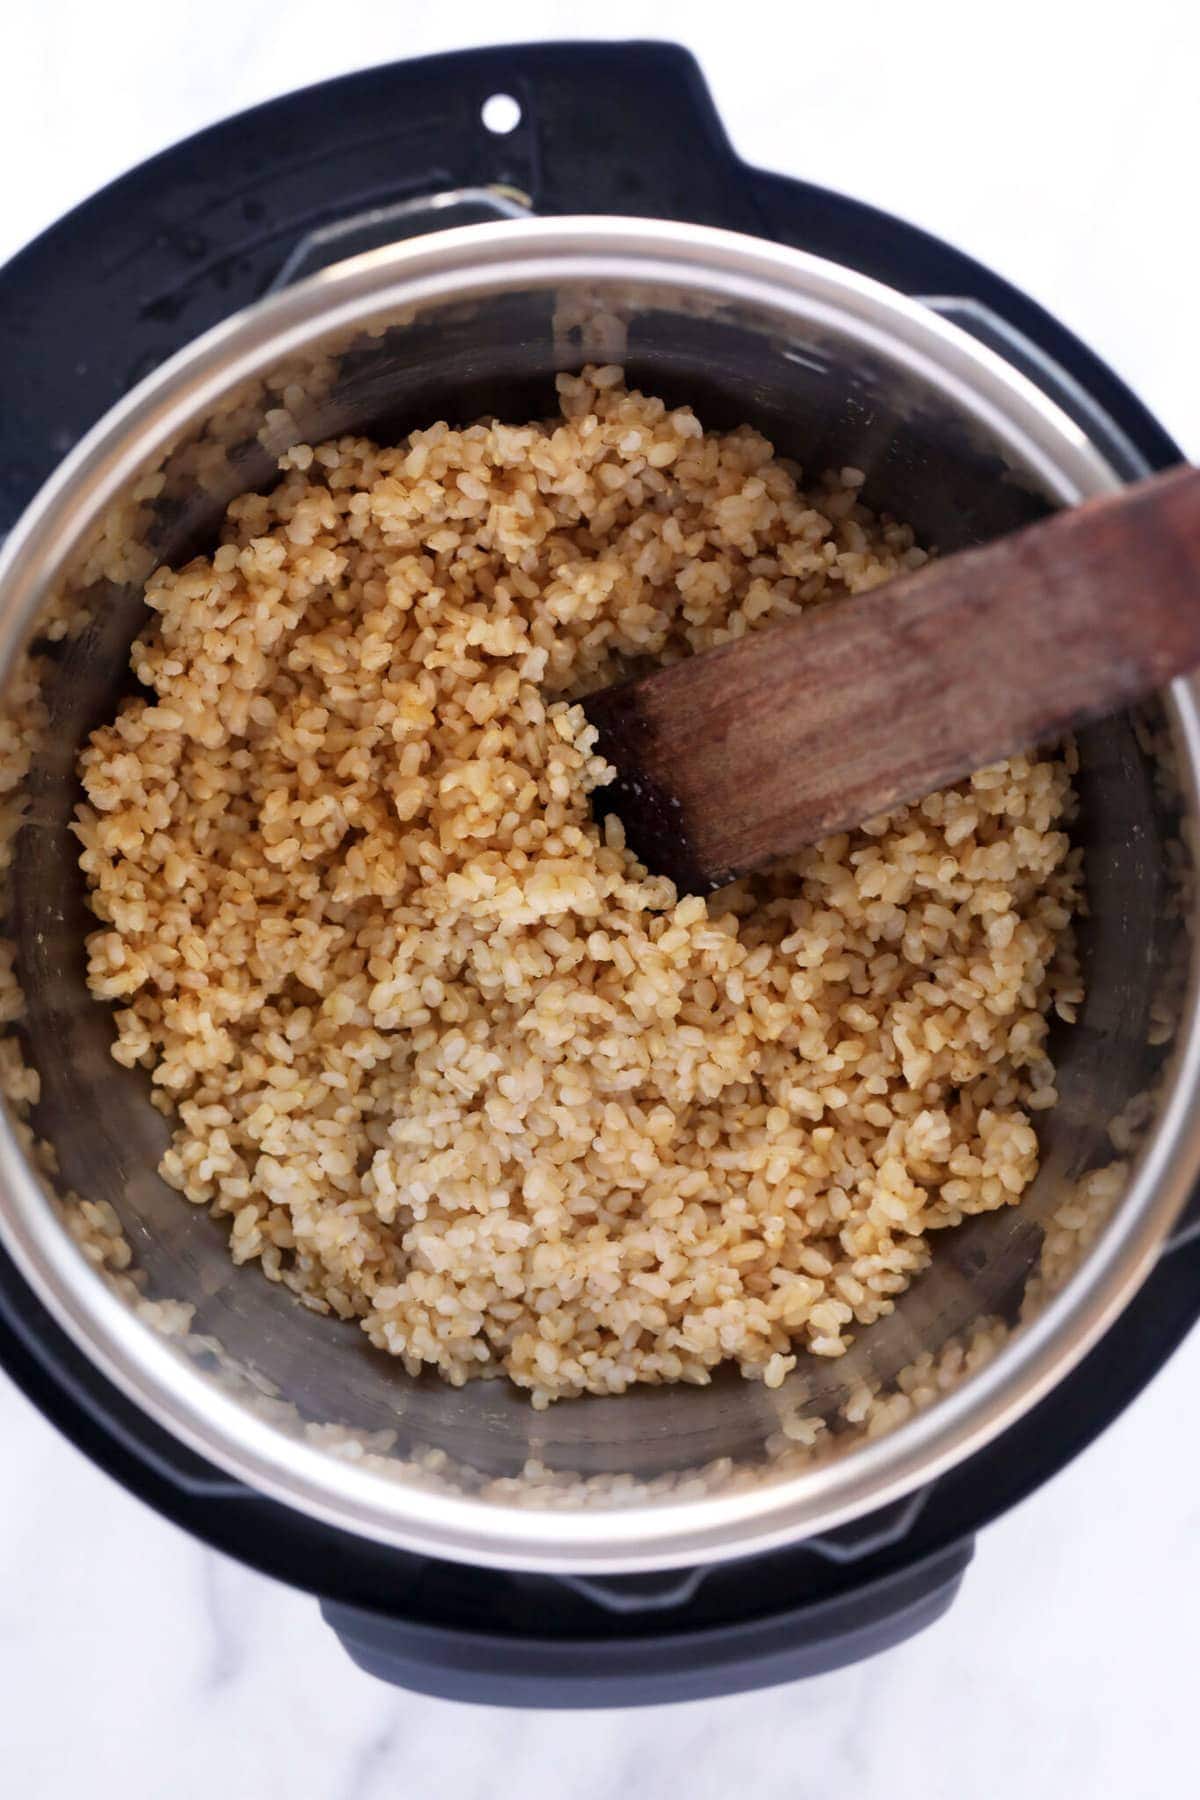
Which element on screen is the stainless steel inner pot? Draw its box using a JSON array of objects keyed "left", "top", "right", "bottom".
[{"left": 1, "top": 218, "right": 1198, "bottom": 1573}]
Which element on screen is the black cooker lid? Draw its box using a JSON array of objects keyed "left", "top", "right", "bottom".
[{"left": 0, "top": 41, "right": 1195, "bottom": 1706}]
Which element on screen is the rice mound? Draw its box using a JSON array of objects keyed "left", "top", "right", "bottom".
[{"left": 75, "top": 367, "right": 1082, "bottom": 1406}]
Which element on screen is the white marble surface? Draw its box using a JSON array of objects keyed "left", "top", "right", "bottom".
[{"left": 3, "top": 2, "right": 1200, "bottom": 1791}]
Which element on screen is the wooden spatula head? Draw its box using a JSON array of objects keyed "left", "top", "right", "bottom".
[{"left": 583, "top": 464, "right": 1200, "bottom": 893}]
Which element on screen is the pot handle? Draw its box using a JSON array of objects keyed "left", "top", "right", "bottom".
[
  {"left": 269, "top": 186, "right": 533, "bottom": 291},
  {"left": 320, "top": 1536, "right": 973, "bottom": 1707},
  {"left": 1165, "top": 1191, "right": 1200, "bottom": 1254},
  {"left": 915, "top": 296, "right": 1152, "bottom": 484}
]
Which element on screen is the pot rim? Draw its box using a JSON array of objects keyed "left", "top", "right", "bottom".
[{"left": 0, "top": 215, "right": 1196, "bottom": 1573}]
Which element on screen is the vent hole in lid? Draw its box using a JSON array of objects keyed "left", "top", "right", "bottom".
[{"left": 481, "top": 93, "right": 522, "bottom": 135}]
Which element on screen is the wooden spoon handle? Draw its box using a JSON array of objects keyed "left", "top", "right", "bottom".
[{"left": 584, "top": 463, "right": 1200, "bottom": 892}]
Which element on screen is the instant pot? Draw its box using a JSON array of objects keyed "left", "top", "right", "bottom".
[{"left": 1, "top": 41, "right": 1198, "bottom": 1707}]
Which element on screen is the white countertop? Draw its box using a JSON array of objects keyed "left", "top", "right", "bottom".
[{"left": 3, "top": 3, "right": 1199, "bottom": 1792}]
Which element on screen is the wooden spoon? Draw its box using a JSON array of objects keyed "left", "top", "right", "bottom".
[{"left": 583, "top": 463, "right": 1200, "bottom": 893}]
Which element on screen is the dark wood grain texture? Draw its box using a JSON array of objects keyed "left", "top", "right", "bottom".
[{"left": 583, "top": 463, "right": 1200, "bottom": 892}]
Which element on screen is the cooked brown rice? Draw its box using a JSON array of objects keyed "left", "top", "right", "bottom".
[{"left": 74, "top": 368, "right": 1082, "bottom": 1406}]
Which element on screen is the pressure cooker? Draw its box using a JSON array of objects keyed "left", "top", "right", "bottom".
[{"left": 0, "top": 41, "right": 1197, "bottom": 1705}]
